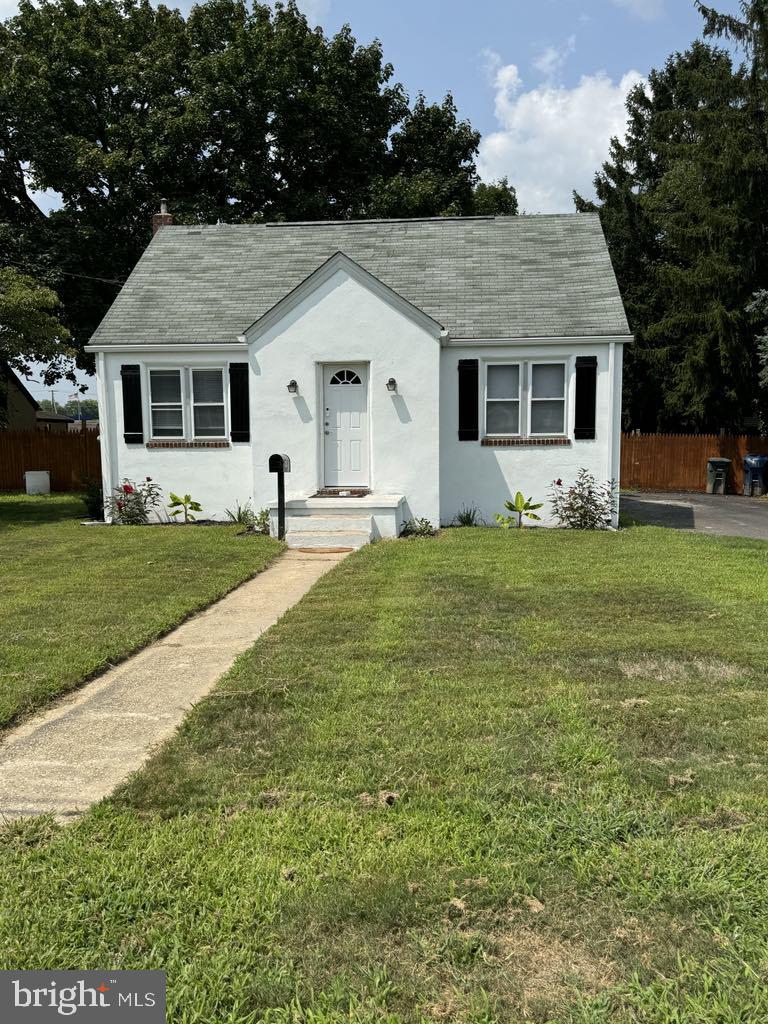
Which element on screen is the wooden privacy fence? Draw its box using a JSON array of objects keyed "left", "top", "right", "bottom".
[
  {"left": 0, "top": 430, "right": 101, "bottom": 491},
  {"left": 621, "top": 434, "right": 768, "bottom": 493}
]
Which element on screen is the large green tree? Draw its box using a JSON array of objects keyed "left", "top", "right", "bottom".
[
  {"left": 579, "top": 6, "right": 768, "bottom": 432},
  {"left": 0, "top": 0, "right": 515, "bottom": 380}
]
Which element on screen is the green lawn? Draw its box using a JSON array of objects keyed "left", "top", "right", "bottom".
[
  {"left": 2, "top": 525, "right": 768, "bottom": 1023},
  {"left": 0, "top": 493, "right": 282, "bottom": 728}
]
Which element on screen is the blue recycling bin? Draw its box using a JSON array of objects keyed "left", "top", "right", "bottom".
[{"left": 744, "top": 454, "right": 768, "bottom": 497}]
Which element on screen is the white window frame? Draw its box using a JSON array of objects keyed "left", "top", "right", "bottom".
[
  {"left": 189, "top": 367, "right": 228, "bottom": 440},
  {"left": 528, "top": 360, "right": 567, "bottom": 437},
  {"left": 148, "top": 367, "right": 186, "bottom": 440},
  {"left": 484, "top": 361, "right": 522, "bottom": 437}
]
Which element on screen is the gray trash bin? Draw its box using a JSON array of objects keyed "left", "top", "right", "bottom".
[
  {"left": 706, "top": 457, "right": 731, "bottom": 495},
  {"left": 744, "top": 454, "right": 768, "bottom": 497}
]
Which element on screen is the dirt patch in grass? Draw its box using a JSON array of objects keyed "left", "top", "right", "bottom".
[
  {"left": 618, "top": 657, "right": 741, "bottom": 683},
  {"left": 492, "top": 924, "right": 617, "bottom": 1016}
]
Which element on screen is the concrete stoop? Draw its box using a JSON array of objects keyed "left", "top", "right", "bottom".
[
  {"left": 285, "top": 513, "right": 373, "bottom": 550},
  {"left": 271, "top": 494, "right": 406, "bottom": 550}
]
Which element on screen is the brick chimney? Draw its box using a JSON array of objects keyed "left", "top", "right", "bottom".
[{"left": 152, "top": 199, "right": 172, "bottom": 236}]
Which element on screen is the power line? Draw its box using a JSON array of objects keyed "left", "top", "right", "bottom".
[{"left": 1, "top": 258, "right": 124, "bottom": 286}]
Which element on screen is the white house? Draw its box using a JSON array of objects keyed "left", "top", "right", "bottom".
[{"left": 88, "top": 212, "right": 631, "bottom": 546}]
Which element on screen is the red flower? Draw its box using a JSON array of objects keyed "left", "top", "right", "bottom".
[
  {"left": 116, "top": 500, "right": 124, "bottom": 510},
  {"left": 555, "top": 478, "right": 563, "bottom": 487},
  {"left": 122, "top": 483, "right": 134, "bottom": 494}
]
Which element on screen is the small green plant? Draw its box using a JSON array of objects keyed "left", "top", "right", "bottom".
[
  {"left": 453, "top": 504, "right": 484, "bottom": 527},
  {"left": 168, "top": 492, "right": 203, "bottom": 523},
  {"left": 105, "top": 478, "right": 162, "bottom": 524},
  {"left": 400, "top": 517, "right": 437, "bottom": 538},
  {"left": 253, "top": 507, "right": 271, "bottom": 536},
  {"left": 496, "top": 491, "right": 543, "bottom": 529},
  {"left": 225, "top": 500, "right": 257, "bottom": 529},
  {"left": 80, "top": 476, "right": 103, "bottom": 521}
]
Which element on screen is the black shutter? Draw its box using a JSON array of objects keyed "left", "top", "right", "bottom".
[
  {"left": 120, "top": 365, "right": 143, "bottom": 444},
  {"left": 229, "top": 363, "right": 250, "bottom": 442},
  {"left": 574, "top": 356, "right": 598, "bottom": 440},
  {"left": 458, "top": 359, "right": 479, "bottom": 441}
]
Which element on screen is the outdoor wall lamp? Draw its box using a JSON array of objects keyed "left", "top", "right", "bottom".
[
  {"left": 287, "top": 379, "right": 299, "bottom": 394},
  {"left": 386, "top": 377, "right": 397, "bottom": 393}
]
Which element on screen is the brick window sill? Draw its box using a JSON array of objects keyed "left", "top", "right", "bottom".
[
  {"left": 146, "top": 440, "right": 230, "bottom": 449},
  {"left": 481, "top": 436, "right": 572, "bottom": 447}
]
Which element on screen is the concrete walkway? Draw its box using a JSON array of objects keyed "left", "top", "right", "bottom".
[
  {"left": 622, "top": 491, "right": 768, "bottom": 540},
  {"left": 0, "top": 549, "right": 346, "bottom": 820}
]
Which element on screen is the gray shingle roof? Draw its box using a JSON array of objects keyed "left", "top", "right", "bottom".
[{"left": 89, "top": 214, "right": 630, "bottom": 346}]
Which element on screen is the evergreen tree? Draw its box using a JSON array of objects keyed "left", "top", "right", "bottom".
[{"left": 580, "top": 21, "right": 768, "bottom": 431}]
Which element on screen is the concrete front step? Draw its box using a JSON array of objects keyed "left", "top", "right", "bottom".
[
  {"left": 285, "top": 529, "right": 372, "bottom": 550},
  {"left": 286, "top": 514, "right": 373, "bottom": 533}
]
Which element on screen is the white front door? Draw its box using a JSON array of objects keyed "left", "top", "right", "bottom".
[{"left": 323, "top": 364, "right": 369, "bottom": 487}]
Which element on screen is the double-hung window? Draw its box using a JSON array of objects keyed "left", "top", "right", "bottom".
[
  {"left": 149, "top": 370, "right": 184, "bottom": 438},
  {"left": 484, "top": 360, "right": 567, "bottom": 437},
  {"left": 529, "top": 363, "right": 566, "bottom": 435},
  {"left": 485, "top": 363, "right": 521, "bottom": 435},
  {"left": 148, "top": 367, "right": 227, "bottom": 440},
  {"left": 192, "top": 369, "right": 226, "bottom": 438}
]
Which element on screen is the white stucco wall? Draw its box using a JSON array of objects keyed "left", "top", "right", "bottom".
[
  {"left": 98, "top": 349, "right": 255, "bottom": 521},
  {"left": 439, "top": 342, "right": 625, "bottom": 526}
]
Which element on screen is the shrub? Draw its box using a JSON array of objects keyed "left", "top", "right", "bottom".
[
  {"left": 453, "top": 504, "right": 484, "bottom": 527},
  {"left": 253, "top": 507, "right": 271, "bottom": 536},
  {"left": 400, "top": 517, "right": 437, "bottom": 538},
  {"left": 496, "top": 491, "right": 543, "bottom": 529},
  {"left": 80, "top": 477, "right": 103, "bottom": 521},
  {"left": 168, "top": 492, "right": 203, "bottom": 523},
  {"left": 550, "top": 470, "right": 616, "bottom": 530},
  {"left": 105, "top": 478, "right": 162, "bottom": 525}
]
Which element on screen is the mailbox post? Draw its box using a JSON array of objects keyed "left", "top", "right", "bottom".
[{"left": 268, "top": 453, "right": 291, "bottom": 539}]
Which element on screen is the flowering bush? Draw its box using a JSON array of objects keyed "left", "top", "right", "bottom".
[
  {"left": 105, "top": 478, "right": 162, "bottom": 524},
  {"left": 550, "top": 470, "right": 616, "bottom": 530}
]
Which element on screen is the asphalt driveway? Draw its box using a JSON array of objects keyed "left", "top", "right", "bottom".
[{"left": 621, "top": 491, "right": 768, "bottom": 540}]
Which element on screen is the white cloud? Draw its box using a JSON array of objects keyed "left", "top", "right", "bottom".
[
  {"left": 478, "top": 53, "right": 644, "bottom": 213},
  {"left": 533, "top": 35, "right": 576, "bottom": 81},
  {"left": 611, "top": 0, "right": 664, "bottom": 21}
]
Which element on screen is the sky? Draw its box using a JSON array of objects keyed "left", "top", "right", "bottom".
[{"left": 5, "top": 0, "right": 742, "bottom": 398}]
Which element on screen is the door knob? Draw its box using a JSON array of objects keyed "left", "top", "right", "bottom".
[{"left": 324, "top": 430, "right": 330, "bottom": 435}]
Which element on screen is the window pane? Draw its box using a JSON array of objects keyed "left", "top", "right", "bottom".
[
  {"left": 531, "top": 400, "right": 564, "bottom": 434},
  {"left": 532, "top": 363, "right": 565, "bottom": 399},
  {"left": 194, "top": 405, "right": 226, "bottom": 437},
  {"left": 152, "top": 407, "right": 183, "bottom": 437},
  {"left": 150, "top": 370, "right": 181, "bottom": 404},
  {"left": 487, "top": 364, "right": 519, "bottom": 399},
  {"left": 193, "top": 369, "right": 224, "bottom": 404},
  {"left": 487, "top": 400, "right": 519, "bottom": 434}
]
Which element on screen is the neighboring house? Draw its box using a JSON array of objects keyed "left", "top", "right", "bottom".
[
  {"left": 68, "top": 419, "right": 100, "bottom": 433},
  {"left": 88, "top": 212, "right": 631, "bottom": 546},
  {"left": 36, "top": 411, "right": 75, "bottom": 433},
  {"left": 0, "top": 362, "right": 39, "bottom": 431}
]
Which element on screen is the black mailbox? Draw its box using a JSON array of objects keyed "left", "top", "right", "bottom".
[{"left": 269, "top": 453, "right": 291, "bottom": 539}]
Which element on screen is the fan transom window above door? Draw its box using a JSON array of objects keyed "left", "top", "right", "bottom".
[{"left": 328, "top": 369, "right": 362, "bottom": 385}]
